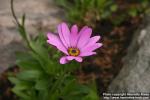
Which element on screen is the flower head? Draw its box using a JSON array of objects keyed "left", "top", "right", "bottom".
[{"left": 47, "top": 22, "right": 102, "bottom": 64}]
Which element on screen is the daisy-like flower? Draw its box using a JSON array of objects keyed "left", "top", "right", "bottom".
[{"left": 47, "top": 22, "right": 102, "bottom": 64}]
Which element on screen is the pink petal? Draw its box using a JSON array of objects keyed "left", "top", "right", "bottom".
[
  {"left": 60, "top": 56, "right": 68, "bottom": 64},
  {"left": 78, "top": 26, "right": 88, "bottom": 37},
  {"left": 71, "top": 25, "right": 78, "bottom": 34},
  {"left": 79, "top": 52, "right": 96, "bottom": 57},
  {"left": 75, "top": 57, "right": 83, "bottom": 62},
  {"left": 60, "top": 56, "right": 83, "bottom": 64},
  {"left": 85, "top": 36, "right": 101, "bottom": 48},
  {"left": 81, "top": 43, "right": 102, "bottom": 52},
  {"left": 66, "top": 56, "right": 74, "bottom": 60},
  {"left": 57, "top": 24, "right": 68, "bottom": 48},
  {"left": 47, "top": 32, "right": 68, "bottom": 55},
  {"left": 70, "top": 25, "right": 78, "bottom": 47},
  {"left": 66, "top": 56, "right": 83, "bottom": 62},
  {"left": 57, "top": 22, "right": 70, "bottom": 48},
  {"left": 77, "top": 28, "right": 92, "bottom": 49}
]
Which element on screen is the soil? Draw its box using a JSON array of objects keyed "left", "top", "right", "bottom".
[{"left": 0, "top": 66, "right": 19, "bottom": 100}]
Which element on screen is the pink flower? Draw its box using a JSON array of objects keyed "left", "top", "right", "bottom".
[{"left": 47, "top": 22, "right": 102, "bottom": 64}]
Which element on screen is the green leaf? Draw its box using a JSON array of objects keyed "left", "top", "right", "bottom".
[
  {"left": 29, "top": 41, "right": 49, "bottom": 60},
  {"left": 84, "top": 81, "right": 99, "bottom": 100},
  {"left": 22, "top": 13, "right": 26, "bottom": 27},
  {"left": 29, "top": 51, "right": 51, "bottom": 74},
  {"left": 35, "top": 78, "right": 49, "bottom": 90},
  {"left": 8, "top": 77, "right": 20, "bottom": 84},
  {"left": 84, "top": 90, "right": 99, "bottom": 100},
  {"left": 35, "top": 32, "right": 46, "bottom": 45},
  {"left": 16, "top": 52, "right": 30, "bottom": 60},
  {"left": 13, "top": 82, "right": 32, "bottom": 91},
  {"left": 17, "top": 70, "right": 43, "bottom": 81},
  {"left": 11, "top": 81, "right": 34, "bottom": 100},
  {"left": 128, "top": 8, "right": 138, "bottom": 17},
  {"left": 12, "top": 87, "right": 30, "bottom": 100},
  {"left": 37, "top": 90, "right": 49, "bottom": 100},
  {"left": 110, "top": 4, "right": 118, "bottom": 12},
  {"left": 16, "top": 58, "right": 41, "bottom": 70},
  {"left": 60, "top": 75, "right": 99, "bottom": 100},
  {"left": 16, "top": 51, "right": 43, "bottom": 70},
  {"left": 18, "top": 25, "right": 27, "bottom": 42}
]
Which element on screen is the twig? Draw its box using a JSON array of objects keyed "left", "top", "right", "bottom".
[{"left": 10, "top": 0, "right": 20, "bottom": 26}]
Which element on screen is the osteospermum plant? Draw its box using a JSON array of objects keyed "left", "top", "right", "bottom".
[
  {"left": 47, "top": 22, "right": 102, "bottom": 64},
  {"left": 9, "top": 0, "right": 102, "bottom": 100}
]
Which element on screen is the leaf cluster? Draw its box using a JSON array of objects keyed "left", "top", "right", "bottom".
[{"left": 56, "top": 0, "right": 150, "bottom": 26}]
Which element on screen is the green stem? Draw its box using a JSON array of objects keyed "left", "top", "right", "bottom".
[
  {"left": 10, "top": 0, "right": 37, "bottom": 54},
  {"left": 10, "top": 0, "right": 20, "bottom": 25},
  {"left": 10, "top": 0, "right": 30, "bottom": 46},
  {"left": 10, "top": 0, "right": 48, "bottom": 73},
  {"left": 48, "top": 73, "right": 67, "bottom": 99}
]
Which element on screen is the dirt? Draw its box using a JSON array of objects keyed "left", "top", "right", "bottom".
[{"left": 0, "top": 66, "right": 19, "bottom": 100}]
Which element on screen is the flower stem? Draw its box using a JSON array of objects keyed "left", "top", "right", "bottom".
[
  {"left": 10, "top": 0, "right": 20, "bottom": 25},
  {"left": 48, "top": 73, "right": 67, "bottom": 99}
]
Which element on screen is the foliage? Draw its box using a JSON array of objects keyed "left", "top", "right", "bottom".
[
  {"left": 9, "top": 0, "right": 99, "bottom": 100},
  {"left": 56, "top": 0, "right": 117, "bottom": 27},
  {"left": 56, "top": 0, "right": 150, "bottom": 26}
]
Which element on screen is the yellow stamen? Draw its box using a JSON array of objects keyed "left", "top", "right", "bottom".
[{"left": 68, "top": 47, "right": 80, "bottom": 56}]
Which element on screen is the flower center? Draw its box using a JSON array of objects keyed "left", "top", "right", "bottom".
[{"left": 68, "top": 47, "right": 80, "bottom": 56}]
